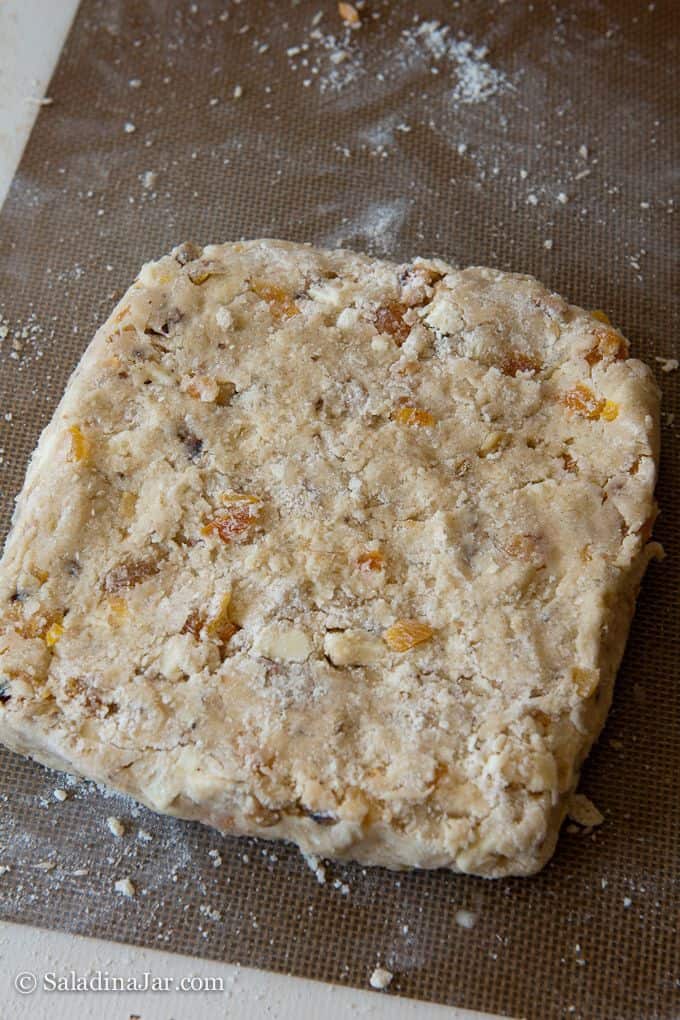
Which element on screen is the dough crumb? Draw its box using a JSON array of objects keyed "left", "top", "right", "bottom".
[
  {"left": 655, "top": 356, "right": 678, "bottom": 373},
  {"left": 369, "top": 966, "right": 393, "bottom": 990},
  {"left": 567, "top": 793, "right": 604, "bottom": 828},
  {"left": 53, "top": 788, "right": 68, "bottom": 802},
  {"left": 303, "top": 852, "right": 327, "bottom": 885},
  {"left": 208, "top": 849, "right": 223, "bottom": 868},
  {"left": 114, "top": 877, "right": 136, "bottom": 898},
  {"left": 106, "top": 816, "right": 125, "bottom": 838},
  {"left": 455, "top": 909, "right": 477, "bottom": 929}
]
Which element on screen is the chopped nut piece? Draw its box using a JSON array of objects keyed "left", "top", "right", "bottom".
[
  {"left": 107, "top": 816, "right": 125, "bottom": 837},
  {"left": 181, "top": 374, "right": 220, "bottom": 402},
  {"left": 369, "top": 967, "right": 393, "bottom": 991},
  {"left": 114, "top": 876, "right": 136, "bottom": 897},
  {"left": 324, "top": 629, "right": 384, "bottom": 666},
  {"left": 383, "top": 619, "right": 434, "bottom": 652},
  {"left": 356, "top": 550, "right": 385, "bottom": 573},
  {"left": 202, "top": 493, "right": 263, "bottom": 543},
  {"left": 338, "top": 2, "right": 361, "bottom": 26},
  {"left": 252, "top": 280, "right": 299, "bottom": 321},
  {"left": 571, "top": 666, "right": 600, "bottom": 698},
  {"left": 500, "top": 351, "right": 542, "bottom": 376},
  {"left": 395, "top": 406, "right": 435, "bottom": 428},
  {"left": 102, "top": 557, "right": 158, "bottom": 593},
  {"left": 567, "top": 793, "right": 604, "bottom": 828},
  {"left": 254, "top": 624, "right": 311, "bottom": 662},
  {"left": 66, "top": 425, "right": 89, "bottom": 464},
  {"left": 374, "top": 303, "right": 410, "bottom": 344},
  {"left": 478, "top": 431, "right": 508, "bottom": 457}
]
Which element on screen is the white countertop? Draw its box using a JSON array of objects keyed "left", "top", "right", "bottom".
[{"left": 0, "top": 2, "right": 509, "bottom": 1017}]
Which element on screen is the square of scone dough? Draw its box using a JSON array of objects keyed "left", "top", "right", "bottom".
[{"left": 0, "top": 240, "right": 661, "bottom": 877}]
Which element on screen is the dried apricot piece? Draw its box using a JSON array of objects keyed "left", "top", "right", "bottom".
[
  {"left": 395, "top": 406, "right": 435, "bottom": 427},
  {"left": 383, "top": 619, "right": 434, "bottom": 652},
  {"left": 374, "top": 303, "right": 410, "bottom": 345},
  {"left": 181, "top": 610, "right": 204, "bottom": 639}
]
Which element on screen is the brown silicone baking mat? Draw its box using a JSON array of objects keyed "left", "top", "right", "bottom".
[{"left": 0, "top": 1, "right": 678, "bottom": 1017}]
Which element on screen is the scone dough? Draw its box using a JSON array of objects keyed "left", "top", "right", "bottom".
[{"left": 0, "top": 240, "right": 660, "bottom": 877}]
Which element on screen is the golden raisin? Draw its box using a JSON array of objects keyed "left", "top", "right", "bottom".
[
  {"left": 188, "top": 268, "right": 213, "bottom": 285},
  {"left": 206, "top": 594, "right": 239, "bottom": 645},
  {"left": 600, "top": 400, "right": 619, "bottom": 421},
  {"left": 374, "top": 303, "right": 410, "bottom": 345},
  {"left": 395, "top": 406, "right": 435, "bottom": 427},
  {"left": 44, "top": 621, "right": 64, "bottom": 647},
  {"left": 66, "top": 425, "right": 89, "bottom": 464},
  {"left": 571, "top": 667, "right": 599, "bottom": 698},
  {"left": 584, "top": 327, "right": 628, "bottom": 366},
  {"left": 501, "top": 351, "right": 542, "bottom": 376},
  {"left": 252, "top": 280, "right": 299, "bottom": 321},
  {"left": 202, "top": 493, "right": 263, "bottom": 543},
  {"left": 383, "top": 619, "right": 434, "bottom": 652},
  {"left": 357, "top": 550, "right": 385, "bottom": 573},
  {"left": 338, "top": 1, "right": 360, "bottom": 25}
]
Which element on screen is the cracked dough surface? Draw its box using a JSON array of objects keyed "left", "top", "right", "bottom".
[{"left": 0, "top": 240, "right": 660, "bottom": 877}]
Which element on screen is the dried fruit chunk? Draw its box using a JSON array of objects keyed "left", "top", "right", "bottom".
[
  {"left": 571, "top": 667, "right": 599, "bottom": 698},
  {"left": 357, "top": 550, "right": 385, "bottom": 573},
  {"left": 500, "top": 351, "right": 542, "bottom": 376},
  {"left": 66, "top": 425, "right": 89, "bottom": 464},
  {"left": 251, "top": 280, "right": 299, "bottom": 321},
  {"left": 338, "top": 1, "right": 360, "bottom": 25},
  {"left": 374, "top": 303, "right": 410, "bottom": 345},
  {"left": 206, "top": 594, "right": 239, "bottom": 645},
  {"left": 584, "top": 327, "right": 628, "bottom": 366},
  {"left": 383, "top": 619, "right": 434, "bottom": 652},
  {"left": 102, "top": 558, "right": 158, "bottom": 593},
  {"left": 44, "top": 621, "right": 64, "bottom": 647},
  {"left": 503, "top": 534, "right": 542, "bottom": 562},
  {"left": 181, "top": 609, "right": 203, "bottom": 639},
  {"left": 395, "top": 406, "right": 436, "bottom": 428},
  {"left": 188, "top": 266, "right": 214, "bottom": 285},
  {"left": 561, "top": 384, "right": 619, "bottom": 422},
  {"left": 202, "top": 493, "right": 263, "bottom": 544},
  {"left": 590, "top": 309, "right": 611, "bottom": 324}
]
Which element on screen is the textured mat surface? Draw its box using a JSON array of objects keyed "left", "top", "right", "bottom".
[{"left": 0, "top": 3, "right": 677, "bottom": 1018}]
